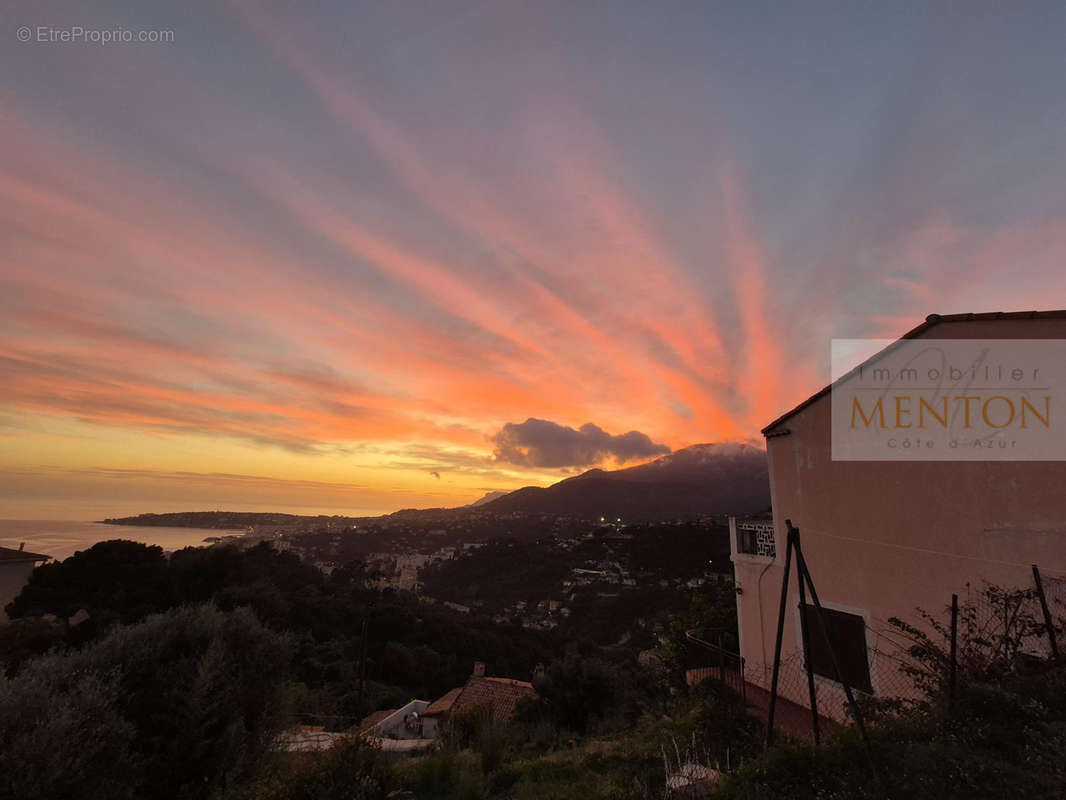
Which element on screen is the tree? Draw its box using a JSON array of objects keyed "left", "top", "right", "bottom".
[
  {"left": 6, "top": 540, "right": 170, "bottom": 624},
  {"left": 0, "top": 604, "right": 291, "bottom": 800},
  {"left": 530, "top": 652, "right": 643, "bottom": 734},
  {"left": 0, "top": 616, "right": 65, "bottom": 677},
  {"left": 0, "top": 666, "right": 137, "bottom": 800}
]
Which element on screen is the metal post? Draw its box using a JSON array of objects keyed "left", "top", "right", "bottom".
[
  {"left": 949, "top": 593, "right": 958, "bottom": 710},
  {"left": 793, "top": 526, "right": 821, "bottom": 745},
  {"left": 765, "top": 522, "right": 795, "bottom": 749},
  {"left": 1032, "top": 565, "right": 1060, "bottom": 661},
  {"left": 795, "top": 549, "right": 880, "bottom": 784}
]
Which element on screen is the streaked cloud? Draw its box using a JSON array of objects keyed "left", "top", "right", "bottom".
[{"left": 2, "top": 2, "right": 1066, "bottom": 514}]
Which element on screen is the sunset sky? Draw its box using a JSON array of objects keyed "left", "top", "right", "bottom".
[{"left": 3, "top": 1, "right": 1066, "bottom": 519}]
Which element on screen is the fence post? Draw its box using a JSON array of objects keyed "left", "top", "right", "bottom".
[
  {"left": 794, "top": 525, "right": 821, "bottom": 745},
  {"left": 765, "top": 523, "right": 795, "bottom": 749},
  {"left": 949, "top": 593, "right": 958, "bottom": 711},
  {"left": 1032, "top": 565, "right": 1060, "bottom": 662}
]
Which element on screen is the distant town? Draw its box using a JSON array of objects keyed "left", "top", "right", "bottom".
[{"left": 103, "top": 507, "right": 734, "bottom": 640}]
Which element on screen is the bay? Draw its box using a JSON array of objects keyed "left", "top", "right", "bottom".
[{"left": 0, "top": 519, "right": 245, "bottom": 562}]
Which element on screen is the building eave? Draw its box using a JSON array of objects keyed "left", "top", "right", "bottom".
[{"left": 760, "top": 310, "right": 1066, "bottom": 436}]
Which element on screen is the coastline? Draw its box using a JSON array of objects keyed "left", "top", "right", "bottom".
[{"left": 0, "top": 519, "right": 248, "bottom": 562}]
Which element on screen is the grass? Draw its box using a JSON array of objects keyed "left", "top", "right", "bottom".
[
  {"left": 394, "top": 684, "right": 760, "bottom": 800},
  {"left": 393, "top": 669, "right": 1066, "bottom": 800}
]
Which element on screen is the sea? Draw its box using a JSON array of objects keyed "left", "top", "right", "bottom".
[{"left": 0, "top": 519, "right": 246, "bottom": 562}]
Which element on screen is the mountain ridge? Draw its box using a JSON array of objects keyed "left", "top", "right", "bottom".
[{"left": 478, "top": 442, "right": 769, "bottom": 520}]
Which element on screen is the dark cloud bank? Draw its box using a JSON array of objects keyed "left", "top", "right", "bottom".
[{"left": 492, "top": 418, "right": 670, "bottom": 468}]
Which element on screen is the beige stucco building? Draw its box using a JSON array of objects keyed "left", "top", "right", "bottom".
[
  {"left": 731, "top": 311, "right": 1066, "bottom": 718},
  {"left": 0, "top": 545, "right": 51, "bottom": 623}
]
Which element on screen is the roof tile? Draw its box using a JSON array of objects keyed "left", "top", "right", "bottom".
[
  {"left": 424, "top": 687, "right": 463, "bottom": 717},
  {"left": 450, "top": 676, "right": 535, "bottom": 723}
]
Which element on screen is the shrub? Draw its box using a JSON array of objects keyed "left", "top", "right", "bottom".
[
  {"left": 0, "top": 616, "right": 65, "bottom": 677},
  {"left": 714, "top": 667, "right": 1066, "bottom": 800},
  {"left": 398, "top": 750, "right": 486, "bottom": 800},
  {"left": 0, "top": 667, "right": 137, "bottom": 800},
  {"left": 0, "top": 603, "right": 291, "bottom": 800},
  {"left": 872, "top": 582, "right": 1055, "bottom": 718},
  {"left": 688, "top": 680, "right": 764, "bottom": 766},
  {"left": 226, "top": 735, "right": 393, "bottom": 800},
  {"left": 529, "top": 652, "right": 642, "bottom": 734}
]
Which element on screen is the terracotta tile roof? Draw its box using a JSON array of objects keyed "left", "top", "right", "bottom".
[
  {"left": 423, "top": 686, "right": 463, "bottom": 717},
  {"left": 761, "top": 310, "right": 1066, "bottom": 435},
  {"left": 451, "top": 676, "right": 535, "bottom": 723},
  {"left": 0, "top": 546, "right": 51, "bottom": 563},
  {"left": 484, "top": 676, "right": 534, "bottom": 688}
]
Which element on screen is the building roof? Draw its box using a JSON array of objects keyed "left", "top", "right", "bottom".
[
  {"left": 423, "top": 686, "right": 463, "bottom": 717},
  {"left": 0, "top": 546, "right": 51, "bottom": 563},
  {"left": 450, "top": 676, "right": 535, "bottom": 723},
  {"left": 761, "top": 310, "right": 1066, "bottom": 436},
  {"left": 358, "top": 709, "right": 396, "bottom": 731},
  {"left": 359, "top": 699, "right": 431, "bottom": 733}
]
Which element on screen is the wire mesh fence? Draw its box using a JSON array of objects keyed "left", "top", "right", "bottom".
[
  {"left": 686, "top": 564, "right": 1066, "bottom": 741},
  {"left": 1044, "top": 573, "right": 1066, "bottom": 612}
]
